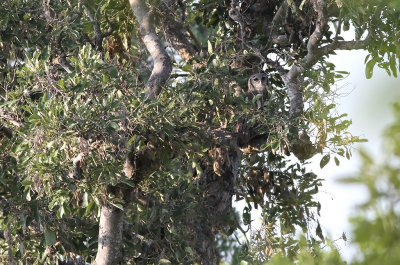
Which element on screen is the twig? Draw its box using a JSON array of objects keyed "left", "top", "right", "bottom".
[
  {"left": 231, "top": 208, "right": 250, "bottom": 247},
  {"left": 83, "top": 5, "right": 114, "bottom": 52}
]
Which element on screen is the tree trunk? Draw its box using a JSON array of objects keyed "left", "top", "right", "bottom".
[
  {"left": 191, "top": 145, "right": 241, "bottom": 264},
  {"left": 94, "top": 205, "right": 124, "bottom": 265},
  {"left": 93, "top": 0, "right": 172, "bottom": 262}
]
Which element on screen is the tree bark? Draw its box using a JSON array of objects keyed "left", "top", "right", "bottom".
[
  {"left": 5, "top": 225, "right": 16, "bottom": 265},
  {"left": 94, "top": 205, "right": 124, "bottom": 265},
  {"left": 189, "top": 145, "right": 241, "bottom": 264},
  {"left": 129, "top": 0, "right": 172, "bottom": 98}
]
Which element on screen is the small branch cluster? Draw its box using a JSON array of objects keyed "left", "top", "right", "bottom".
[{"left": 83, "top": 4, "right": 113, "bottom": 52}]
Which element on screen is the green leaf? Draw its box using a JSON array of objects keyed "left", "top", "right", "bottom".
[
  {"left": 107, "top": 66, "right": 118, "bottom": 78},
  {"left": 109, "top": 121, "right": 120, "bottom": 131},
  {"left": 252, "top": 94, "right": 263, "bottom": 104},
  {"left": 320, "top": 154, "right": 330, "bottom": 168},
  {"left": 299, "top": 0, "right": 307, "bottom": 10},
  {"left": 207, "top": 53, "right": 217, "bottom": 67},
  {"left": 21, "top": 179, "right": 35, "bottom": 186},
  {"left": 29, "top": 113, "right": 41, "bottom": 121},
  {"left": 39, "top": 46, "right": 50, "bottom": 61},
  {"left": 207, "top": 40, "right": 213, "bottom": 54},
  {"left": 110, "top": 202, "right": 124, "bottom": 211},
  {"left": 44, "top": 228, "right": 57, "bottom": 246},
  {"left": 243, "top": 211, "right": 251, "bottom": 225},
  {"left": 159, "top": 259, "right": 171, "bottom": 264},
  {"left": 110, "top": 100, "right": 121, "bottom": 109},
  {"left": 365, "top": 59, "right": 376, "bottom": 79},
  {"left": 346, "top": 149, "right": 351, "bottom": 160},
  {"left": 364, "top": 54, "right": 371, "bottom": 64},
  {"left": 343, "top": 20, "right": 350, "bottom": 31},
  {"left": 389, "top": 54, "right": 398, "bottom": 78},
  {"left": 185, "top": 246, "right": 194, "bottom": 255},
  {"left": 272, "top": 141, "right": 280, "bottom": 150},
  {"left": 316, "top": 223, "right": 324, "bottom": 240},
  {"left": 85, "top": 201, "right": 96, "bottom": 215},
  {"left": 120, "top": 177, "right": 136, "bottom": 188},
  {"left": 260, "top": 143, "right": 270, "bottom": 150},
  {"left": 334, "top": 156, "right": 340, "bottom": 166},
  {"left": 82, "top": 192, "right": 88, "bottom": 208},
  {"left": 58, "top": 205, "right": 65, "bottom": 218},
  {"left": 51, "top": 27, "right": 63, "bottom": 37},
  {"left": 25, "top": 190, "right": 31, "bottom": 201},
  {"left": 32, "top": 201, "right": 40, "bottom": 223}
]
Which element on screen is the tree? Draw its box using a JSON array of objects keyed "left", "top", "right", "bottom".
[{"left": 0, "top": 0, "right": 399, "bottom": 264}]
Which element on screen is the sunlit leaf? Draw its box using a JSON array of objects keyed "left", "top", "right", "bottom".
[{"left": 365, "top": 59, "right": 376, "bottom": 79}]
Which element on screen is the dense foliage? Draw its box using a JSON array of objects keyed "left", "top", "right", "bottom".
[{"left": 0, "top": 0, "right": 399, "bottom": 264}]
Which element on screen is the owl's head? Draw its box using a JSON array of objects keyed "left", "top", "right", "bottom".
[{"left": 248, "top": 73, "right": 269, "bottom": 92}]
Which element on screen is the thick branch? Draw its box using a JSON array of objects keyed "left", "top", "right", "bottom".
[
  {"left": 129, "top": 0, "right": 172, "bottom": 98},
  {"left": 53, "top": 35, "right": 74, "bottom": 73},
  {"left": 318, "top": 39, "right": 371, "bottom": 56},
  {"left": 93, "top": 205, "right": 124, "bottom": 265},
  {"left": 42, "top": 0, "right": 52, "bottom": 23},
  {"left": 284, "top": 0, "right": 327, "bottom": 120},
  {"left": 267, "top": 2, "right": 288, "bottom": 48},
  {"left": 286, "top": 0, "right": 381, "bottom": 80},
  {"left": 163, "top": 21, "right": 198, "bottom": 61},
  {"left": 289, "top": 1, "right": 379, "bottom": 78},
  {"left": 317, "top": 4, "right": 381, "bottom": 56},
  {"left": 284, "top": 75, "right": 304, "bottom": 120},
  {"left": 303, "top": 0, "right": 328, "bottom": 66},
  {"left": 191, "top": 145, "right": 241, "bottom": 264}
]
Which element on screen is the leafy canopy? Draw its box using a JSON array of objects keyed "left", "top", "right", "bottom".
[{"left": 0, "top": 0, "right": 399, "bottom": 264}]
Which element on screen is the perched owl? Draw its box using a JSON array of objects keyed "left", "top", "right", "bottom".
[{"left": 247, "top": 73, "right": 270, "bottom": 109}]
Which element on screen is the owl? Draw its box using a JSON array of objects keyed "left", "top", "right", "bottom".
[{"left": 247, "top": 73, "right": 270, "bottom": 109}]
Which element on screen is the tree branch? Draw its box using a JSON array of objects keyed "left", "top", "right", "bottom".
[
  {"left": 317, "top": 3, "right": 382, "bottom": 57},
  {"left": 289, "top": 0, "right": 328, "bottom": 79},
  {"left": 83, "top": 5, "right": 103, "bottom": 51},
  {"left": 284, "top": 0, "right": 328, "bottom": 120},
  {"left": 129, "top": 0, "right": 172, "bottom": 99},
  {"left": 160, "top": 4, "right": 198, "bottom": 61},
  {"left": 318, "top": 38, "right": 371, "bottom": 56},
  {"left": 93, "top": 205, "right": 124, "bottom": 265},
  {"left": 266, "top": 1, "right": 288, "bottom": 48}
]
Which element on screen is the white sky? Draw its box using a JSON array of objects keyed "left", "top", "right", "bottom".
[{"left": 313, "top": 49, "right": 400, "bottom": 261}]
